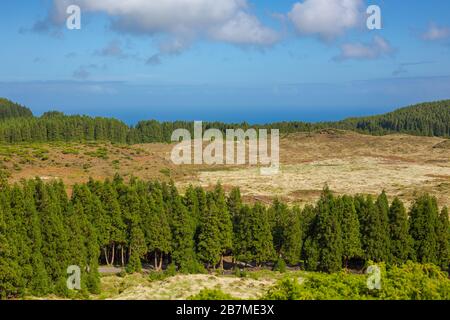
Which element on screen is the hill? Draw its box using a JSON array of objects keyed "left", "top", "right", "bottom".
[
  {"left": 334, "top": 100, "right": 450, "bottom": 136},
  {"left": 0, "top": 98, "right": 448, "bottom": 144},
  {"left": 0, "top": 98, "right": 33, "bottom": 120}
]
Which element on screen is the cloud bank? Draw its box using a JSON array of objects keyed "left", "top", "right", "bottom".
[
  {"left": 49, "top": 0, "right": 279, "bottom": 46},
  {"left": 288, "top": 0, "right": 365, "bottom": 40}
]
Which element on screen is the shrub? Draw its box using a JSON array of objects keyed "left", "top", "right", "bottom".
[
  {"left": 189, "top": 289, "right": 236, "bottom": 300},
  {"left": 264, "top": 262, "right": 450, "bottom": 300},
  {"left": 379, "top": 262, "right": 450, "bottom": 300},
  {"left": 264, "top": 277, "right": 303, "bottom": 300},
  {"left": 273, "top": 258, "right": 287, "bottom": 273}
]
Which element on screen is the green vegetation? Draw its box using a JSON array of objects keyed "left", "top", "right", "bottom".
[
  {"left": 264, "top": 262, "right": 450, "bottom": 300},
  {"left": 0, "top": 98, "right": 33, "bottom": 121},
  {"left": 0, "top": 175, "right": 448, "bottom": 299},
  {"left": 189, "top": 289, "right": 237, "bottom": 300},
  {"left": 85, "top": 147, "right": 109, "bottom": 160},
  {"left": 0, "top": 98, "right": 449, "bottom": 145}
]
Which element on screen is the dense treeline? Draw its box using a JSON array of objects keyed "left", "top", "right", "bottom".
[
  {"left": 0, "top": 98, "right": 449, "bottom": 144},
  {"left": 0, "top": 112, "right": 130, "bottom": 144},
  {"left": 0, "top": 98, "right": 33, "bottom": 121},
  {"left": 0, "top": 176, "right": 448, "bottom": 298},
  {"left": 332, "top": 100, "right": 450, "bottom": 137}
]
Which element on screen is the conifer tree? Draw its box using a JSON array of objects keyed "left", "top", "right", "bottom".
[
  {"left": 234, "top": 203, "right": 275, "bottom": 266},
  {"left": 282, "top": 206, "right": 303, "bottom": 265},
  {"left": 227, "top": 187, "right": 242, "bottom": 219},
  {"left": 339, "top": 195, "right": 362, "bottom": 267},
  {"left": 9, "top": 186, "right": 32, "bottom": 292},
  {"left": 66, "top": 201, "right": 89, "bottom": 294},
  {"left": 270, "top": 200, "right": 302, "bottom": 265},
  {"left": 389, "top": 197, "right": 413, "bottom": 264},
  {"left": 409, "top": 194, "right": 439, "bottom": 264},
  {"left": 126, "top": 226, "right": 147, "bottom": 273},
  {"left": 228, "top": 187, "right": 242, "bottom": 265},
  {"left": 169, "top": 185, "right": 198, "bottom": 272},
  {"left": 0, "top": 188, "right": 22, "bottom": 298},
  {"left": 183, "top": 185, "right": 200, "bottom": 226},
  {"left": 359, "top": 195, "right": 388, "bottom": 262},
  {"left": 375, "top": 191, "right": 392, "bottom": 261},
  {"left": 213, "top": 184, "right": 233, "bottom": 269},
  {"left": 301, "top": 204, "right": 319, "bottom": 271},
  {"left": 197, "top": 195, "right": 222, "bottom": 268},
  {"left": 100, "top": 181, "right": 126, "bottom": 266},
  {"left": 22, "top": 182, "right": 49, "bottom": 295},
  {"left": 35, "top": 181, "right": 70, "bottom": 295},
  {"left": 314, "top": 187, "right": 343, "bottom": 273},
  {"left": 144, "top": 188, "right": 171, "bottom": 271},
  {"left": 436, "top": 207, "right": 449, "bottom": 270}
]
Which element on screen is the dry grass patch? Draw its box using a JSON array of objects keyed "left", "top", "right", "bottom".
[{"left": 97, "top": 273, "right": 279, "bottom": 300}]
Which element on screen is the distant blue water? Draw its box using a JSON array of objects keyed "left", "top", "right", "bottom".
[{"left": 60, "top": 105, "right": 396, "bottom": 126}]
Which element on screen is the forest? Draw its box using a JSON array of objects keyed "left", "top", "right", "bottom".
[
  {"left": 0, "top": 98, "right": 449, "bottom": 144},
  {"left": 0, "top": 175, "right": 448, "bottom": 299}
]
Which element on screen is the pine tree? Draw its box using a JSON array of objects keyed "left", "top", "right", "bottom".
[
  {"left": 282, "top": 206, "right": 303, "bottom": 265},
  {"left": 70, "top": 184, "right": 102, "bottom": 293},
  {"left": 0, "top": 187, "right": 22, "bottom": 298},
  {"left": 436, "top": 207, "right": 449, "bottom": 270},
  {"left": 8, "top": 186, "right": 32, "bottom": 293},
  {"left": 100, "top": 181, "right": 126, "bottom": 266},
  {"left": 197, "top": 195, "right": 222, "bottom": 268},
  {"left": 35, "top": 181, "right": 70, "bottom": 296},
  {"left": 23, "top": 182, "right": 49, "bottom": 296},
  {"left": 213, "top": 184, "right": 233, "bottom": 270},
  {"left": 234, "top": 203, "right": 275, "bottom": 266},
  {"left": 227, "top": 187, "right": 242, "bottom": 219},
  {"left": 228, "top": 187, "right": 242, "bottom": 265},
  {"left": 270, "top": 199, "right": 302, "bottom": 265},
  {"left": 66, "top": 201, "right": 89, "bottom": 294},
  {"left": 375, "top": 191, "right": 392, "bottom": 261},
  {"left": 339, "top": 195, "right": 362, "bottom": 267},
  {"left": 144, "top": 188, "right": 171, "bottom": 271},
  {"left": 126, "top": 226, "right": 147, "bottom": 273},
  {"left": 183, "top": 185, "right": 200, "bottom": 226},
  {"left": 314, "top": 187, "right": 343, "bottom": 273},
  {"left": 169, "top": 185, "right": 198, "bottom": 273},
  {"left": 359, "top": 195, "right": 388, "bottom": 262},
  {"left": 300, "top": 204, "right": 319, "bottom": 271},
  {"left": 389, "top": 197, "right": 413, "bottom": 264},
  {"left": 409, "top": 194, "right": 439, "bottom": 264}
]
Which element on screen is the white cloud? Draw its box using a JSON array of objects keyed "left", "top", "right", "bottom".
[
  {"left": 288, "top": 0, "right": 364, "bottom": 40},
  {"left": 334, "top": 36, "right": 393, "bottom": 61},
  {"left": 421, "top": 23, "right": 450, "bottom": 41},
  {"left": 209, "top": 12, "right": 279, "bottom": 46},
  {"left": 49, "top": 0, "right": 278, "bottom": 48}
]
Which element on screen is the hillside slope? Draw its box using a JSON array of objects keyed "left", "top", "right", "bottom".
[
  {"left": 0, "top": 98, "right": 448, "bottom": 143},
  {"left": 334, "top": 100, "right": 450, "bottom": 137},
  {"left": 0, "top": 98, "right": 33, "bottom": 120}
]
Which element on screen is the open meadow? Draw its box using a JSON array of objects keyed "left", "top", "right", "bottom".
[{"left": 3, "top": 130, "right": 449, "bottom": 208}]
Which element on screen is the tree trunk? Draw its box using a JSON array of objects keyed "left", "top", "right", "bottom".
[
  {"left": 154, "top": 251, "right": 158, "bottom": 270},
  {"left": 220, "top": 255, "right": 224, "bottom": 271},
  {"left": 159, "top": 253, "right": 163, "bottom": 271},
  {"left": 121, "top": 246, "right": 125, "bottom": 267},
  {"left": 111, "top": 243, "right": 115, "bottom": 266},
  {"left": 104, "top": 247, "right": 110, "bottom": 266}
]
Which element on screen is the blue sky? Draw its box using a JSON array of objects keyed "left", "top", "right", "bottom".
[{"left": 0, "top": 0, "right": 449, "bottom": 124}]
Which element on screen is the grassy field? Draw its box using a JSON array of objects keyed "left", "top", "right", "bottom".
[
  {"left": 68, "top": 262, "right": 450, "bottom": 300},
  {"left": 2, "top": 130, "right": 449, "bottom": 207},
  {"left": 96, "top": 271, "right": 287, "bottom": 300}
]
